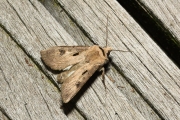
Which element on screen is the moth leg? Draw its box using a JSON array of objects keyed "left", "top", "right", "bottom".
[
  {"left": 106, "top": 75, "right": 115, "bottom": 83},
  {"left": 99, "top": 67, "right": 106, "bottom": 89}
]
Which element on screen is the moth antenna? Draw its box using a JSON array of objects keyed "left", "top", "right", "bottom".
[
  {"left": 104, "top": 15, "right": 132, "bottom": 53},
  {"left": 112, "top": 49, "right": 132, "bottom": 52},
  {"left": 105, "top": 15, "right": 109, "bottom": 47}
]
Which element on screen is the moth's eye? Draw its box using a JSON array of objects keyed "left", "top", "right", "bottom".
[
  {"left": 82, "top": 70, "right": 87, "bottom": 75},
  {"left": 59, "top": 50, "right": 65, "bottom": 55},
  {"left": 72, "top": 52, "right": 79, "bottom": 56}
]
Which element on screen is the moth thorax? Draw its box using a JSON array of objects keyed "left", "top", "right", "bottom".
[{"left": 103, "top": 47, "right": 112, "bottom": 55}]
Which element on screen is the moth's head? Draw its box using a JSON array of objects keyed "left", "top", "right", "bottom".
[{"left": 103, "top": 47, "right": 112, "bottom": 56}]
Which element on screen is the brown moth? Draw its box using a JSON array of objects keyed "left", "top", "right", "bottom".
[
  {"left": 40, "top": 16, "right": 125, "bottom": 103},
  {"left": 40, "top": 45, "right": 112, "bottom": 103}
]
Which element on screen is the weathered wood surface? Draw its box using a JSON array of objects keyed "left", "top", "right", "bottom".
[
  {"left": 138, "top": 0, "right": 180, "bottom": 44},
  {"left": 0, "top": 0, "right": 180, "bottom": 120}
]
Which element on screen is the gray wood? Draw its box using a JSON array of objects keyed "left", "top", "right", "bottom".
[
  {"left": 139, "top": 0, "right": 180, "bottom": 44},
  {"left": 0, "top": 27, "right": 84, "bottom": 119},
  {"left": 54, "top": 0, "right": 180, "bottom": 119},
  {"left": 39, "top": 0, "right": 92, "bottom": 46},
  {"left": 0, "top": 107, "right": 10, "bottom": 120},
  {"left": 0, "top": 0, "right": 180, "bottom": 119}
]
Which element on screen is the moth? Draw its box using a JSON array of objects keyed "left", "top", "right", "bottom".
[
  {"left": 40, "top": 45, "right": 112, "bottom": 103},
  {"left": 40, "top": 17, "right": 127, "bottom": 103}
]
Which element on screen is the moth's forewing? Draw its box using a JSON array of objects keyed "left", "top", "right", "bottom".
[
  {"left": 40, "top": 45, "right": 112, "bottom": 103},
  {"left": 61, "top": 63, "right": 100, "bottom": 103},
  {"left": 61, "top": 45, "right": 111, "bottom": 103},
  {"left": 40, "top": 46, "right": 89, "bottom": 70},
  {"left": 57, "top": 61, "right": 85, "bottom": 83}
]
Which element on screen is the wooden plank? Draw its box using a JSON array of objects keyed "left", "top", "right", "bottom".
[
  {"left": 138, "top": 0, "right": 180, "bottom": 43},
  {"left": 31, "top": 1, "right": 160, "bottom": 119},
  {"left": 39, "top": 0, "right": 91, "bottom": 46},
  {"left": 0, "top": 0, "right": 83, "bottom": 120},
  {"left": 0, "top": 0, "right": 147, "bottom": 119},
  {"left": 0, "top": 27, "right": 84, "bottom": 119},
  {"left": 118, "top": 0, "right": 180, "bottom": 65},
  {"left": 3, "top": 1, "right": 148, "bottom": 119},
  {"left": 0, "top": 0, "right": 180, "bottom": 120},
  {"left": 39, "top": 1, "right": 162, "bottom": 119},
  {"left": 45, "top": 0, "right": 180, "bottom": 119}
]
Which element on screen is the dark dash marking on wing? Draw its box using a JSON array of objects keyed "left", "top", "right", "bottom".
[
  {"left": 82, "top": 70, "right": 87, "bottom": 75},
  {"left": 73, "top": 52, "right": 79, "bottom": 56},
  {"left": 76, "top": 81, "right": 81, "bottom": 88},
  {"left": 59, "top": 49, "right": 65, "bottom": 55}
]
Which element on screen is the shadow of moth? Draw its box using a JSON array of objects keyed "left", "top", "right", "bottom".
[{"left": 40, "top": 45, "right": 112, "bottom": 103}]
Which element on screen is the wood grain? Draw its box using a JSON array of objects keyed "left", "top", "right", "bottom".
[
  {"left": 0, "top": 0, "right": 180, "bottom": 119},
  {"left": 0, "top": 27, "right": 83, "bottom": 119},
  {"left": 139, "top": 0, "right": 180, "bottom": 43}
]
